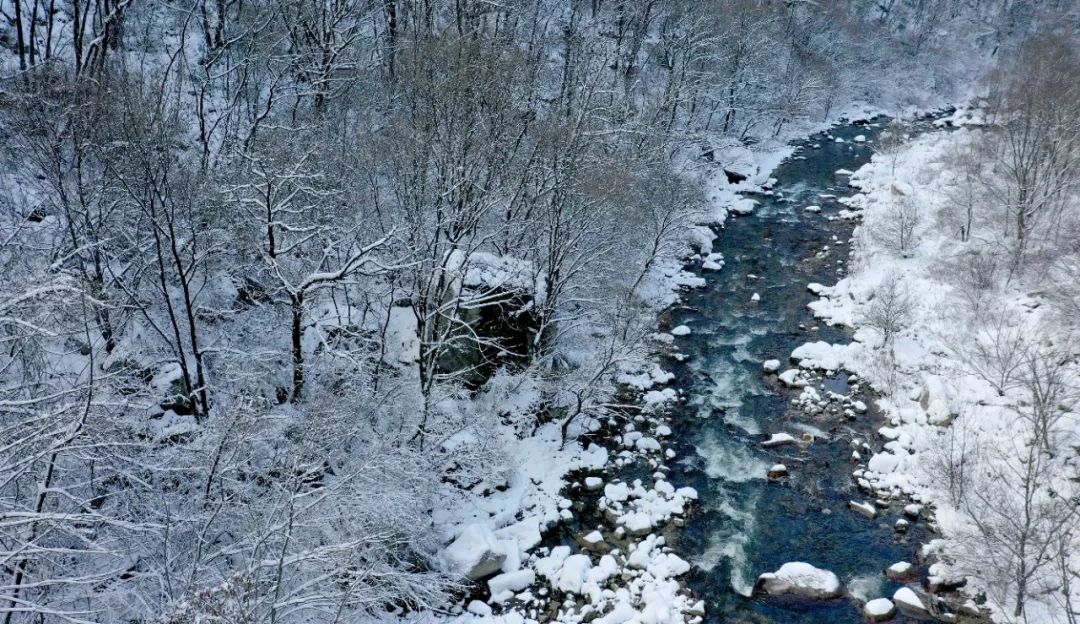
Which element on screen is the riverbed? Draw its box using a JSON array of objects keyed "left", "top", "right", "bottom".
[{"left": 666, "top": 119, "right": 936, "bottom": 623}]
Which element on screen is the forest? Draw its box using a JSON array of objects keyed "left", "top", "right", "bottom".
[{"left": 1, "top": 0, "right": 1078, "bottom": 623}]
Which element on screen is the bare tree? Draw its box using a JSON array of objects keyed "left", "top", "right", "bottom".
[
  {"left": 1014, "top": 335, "right": 1077, "bottom": 453},
  {"left": 876, "top": 194, "right": 922, "bottom": 258},
  {"left": 944, "top": 305, "right": 1028, "bottom": 397},
  {"left": 863, "top": 272, "right": 915, "bottom": 347},
  {"left": 980, "top": 34, "right": 1080, "bottom": 274}
]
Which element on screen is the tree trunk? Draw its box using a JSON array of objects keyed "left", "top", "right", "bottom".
[
  {"left": 290, "top": 292, "right": 305, "bottom": 402},
  {"left": 13, "top": 0, "right": 28, "bottom": 70}
]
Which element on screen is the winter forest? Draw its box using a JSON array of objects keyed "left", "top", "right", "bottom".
[{"left": 2, "top": 0, "right": 1080, "bottom": 623}]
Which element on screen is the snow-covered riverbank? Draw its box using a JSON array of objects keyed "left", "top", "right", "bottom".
[
  {"left": 797, "top": 117, "right": 1080, "bottom": 623},
  {"left": 431, "top": 105, "right": 909, "bottom": 624}
]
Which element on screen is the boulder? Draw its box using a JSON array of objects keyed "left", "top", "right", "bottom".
[
  {"left": 893, "top": 587, "right": 930, "bottom": 618},
  {"left": 886, "top": 561, "right": 916, "bottom": 582},
  {"left": 925, "top": 564, "right": 967, "bottom": 594},
  {"left": 488, "top": 569, "right": 536, "bottom": 603},
  {"left": 863, "top": 598, "right": 897, "bottom": 621},
  {"left": 756, "top": 562, "right": 842, "bottom": 600},
  {"left": 763, "top": 359, "right": 782, "bottom": 374},
  {"left": 440, "top": 524, "right": 508, "bottom": 581},
  {"left": 768, "top": 464, "right": 789, "bottom": 479}
]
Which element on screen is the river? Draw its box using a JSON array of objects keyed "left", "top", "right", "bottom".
[{"left": 666, "top": 117, "right": 938, "bottom": 623}]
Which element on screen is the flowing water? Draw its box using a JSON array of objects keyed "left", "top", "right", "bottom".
[{"left": 666, "top": 118, "right": 938, "bottom": 623}]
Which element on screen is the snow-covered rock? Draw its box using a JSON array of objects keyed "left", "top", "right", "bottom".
[
  {"left": 892, "top": 587, "right": 929, "bottom": 618},
  {"left": 761, "top": 432, "right": 797, "bottom": 448},
  {"left": 488, "top": 569, "right": 536, "bottom": 603},
  {"left": 849, "top": 500, "right": 877, "bottom": 518},
  {"left": 670, "top": 325, "right": 691, "bottom": 336},
  {"left": 867, "top": 452, "right": 899, "bottom": 474},
  {"left": 730, "top": 197, "right": 759, "bottom": 215},
  {"left": 863, "top": 597, "right": 896, "bottom": 621},
  {"left": 885, "top": 561, "right": 915, "bottom": 582},
  {"left": 790, "top": 341, "right": 847, "bottom": 371},
  {"left": 763, "top": 359, "right": 781, "bottom": 373},
  {"left": 756, "top": 562, "right": 842, "bottom": 599},
  {"left": 441, "top": 523, "right": 509, "bottom": 580}
]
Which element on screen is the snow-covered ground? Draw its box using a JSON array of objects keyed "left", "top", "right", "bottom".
[
  {"left": 795, "top": 125, "right": 1080, "bottom": 622},
  {"left": 431, "top": 103, "right": 906, "bottom": 624}
]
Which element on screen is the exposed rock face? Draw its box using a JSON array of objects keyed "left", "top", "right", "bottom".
[{"left": 756, "top": 562, "right": 842, "bottom": 600}]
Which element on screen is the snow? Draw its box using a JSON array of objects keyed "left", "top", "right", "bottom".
[
  {"left": 887, "top": 561, "right": 913, "bottom": 577},
  {"left": 762, "top": 359, "right": 781, "bottom": 373},
  {"left": 730, "top": 197, "right": 759, "bottom": 216},
  {"left": 801, "top": 125, "right": 1080, "bottom": 622},
  {"left": 867, "top": 452, "right": 900, "bottom": 474},
  {"left": 670, "top": 325, "right": 691, "bottom": 336},
  {"left": 849, "top": 500, "right": 877, "bottom": 518},
  {"left": 488, "top": 570, "right": 536, "bottom": 603},
  {"left": 777, "top": 369, "right": 808, "bottom": 387},
  {"left": 582, "top": 530, "right": 604, "bottom": 545},
  {"left": 892, "top": 587, "right": 927, "bottom": 614},
  {"left": 761, "top": 432, "right": 797, "bottom": 447},
  {"left": 463, "top": 251, "right": 545, "bottom": 303},
  {"left": 441, "top": 524, "right": 510, "bottom": 580},
  {"left": 757, "top": 562, "right": 842, "bottom": 599},
  {"left": 864, "top": 597, "right": 895, "bottom": 619},
  {"left": 790, "top": 341, "right": 850, "bottom": 371},
  {"left": 604, "top": 482, "right": 630, "bottom": 503}
]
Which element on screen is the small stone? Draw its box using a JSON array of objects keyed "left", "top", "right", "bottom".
[
  {"left": 849, "top": 500, "right": 877, "bottom": 518},
  {"left": 761, "top": 432, "right": 797, "bottom": 448}
]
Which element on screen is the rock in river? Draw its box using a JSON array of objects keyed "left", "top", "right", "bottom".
[
  {"left": 756, "top": 562, "right": 842, "bottom": 600},
  {"left": 893, "top": 587, "right": 931, "bottom": 618},
  {"left": 863, "top": 597, "right": 897, "bottom": 621}
]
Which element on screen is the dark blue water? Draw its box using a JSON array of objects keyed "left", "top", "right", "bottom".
[{"left": 667, "top": 120, "right": 934, "bottom": 623}]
